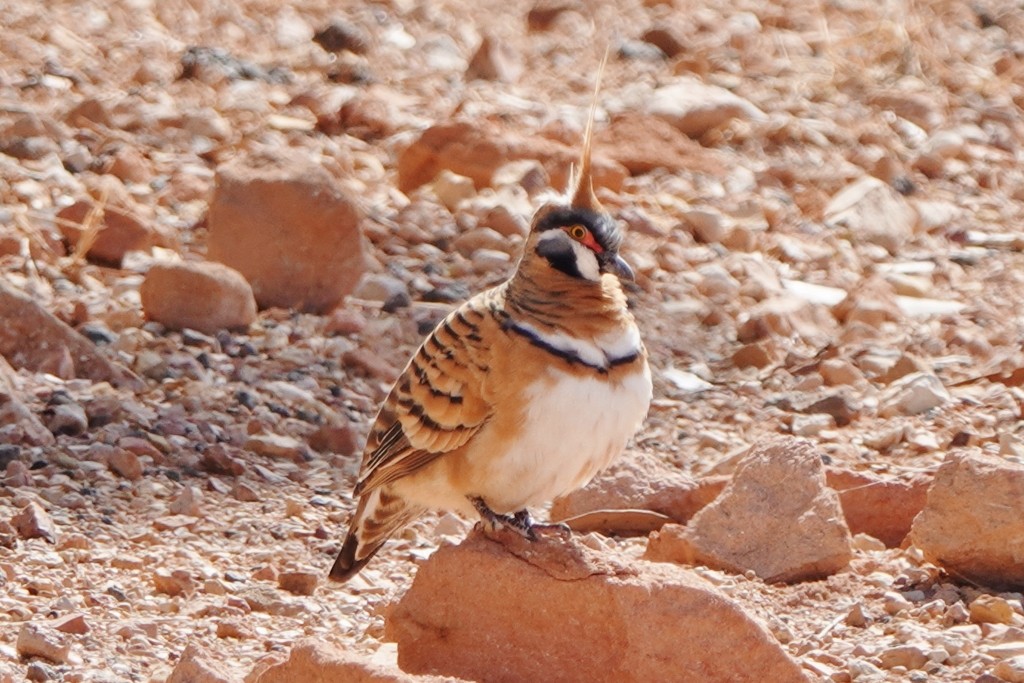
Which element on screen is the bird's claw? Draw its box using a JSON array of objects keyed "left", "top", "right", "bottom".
[{"left": 470, "top": 497, "right": 571, "bottom": 542}]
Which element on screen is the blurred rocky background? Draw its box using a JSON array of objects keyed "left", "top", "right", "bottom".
[{"left": 2, "top": 0, "right": 1024, "bottom": 681}]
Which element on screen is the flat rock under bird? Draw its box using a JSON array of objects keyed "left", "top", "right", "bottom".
[{"left": 330, "top": 96, "right": 652, "bottom": 584}]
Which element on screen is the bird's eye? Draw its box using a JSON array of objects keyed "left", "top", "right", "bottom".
[{"left": 567, "top": 225, "right": 588, "bottom": 241}]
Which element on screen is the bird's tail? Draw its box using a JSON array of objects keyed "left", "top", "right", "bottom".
[{"left": 329, "top": 487, "right": 422, "bottom": 583}]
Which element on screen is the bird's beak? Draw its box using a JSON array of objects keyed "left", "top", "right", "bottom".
[{"left": 599, "top": 252, "right": 635, "bottom": 281}]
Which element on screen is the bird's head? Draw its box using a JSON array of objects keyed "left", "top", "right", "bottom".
[
  {"left": 520, "top": 55, "right": 633, "bottom": 285},
  {"left": 526, "top": 203, "right": 633, "bottom": 283}
]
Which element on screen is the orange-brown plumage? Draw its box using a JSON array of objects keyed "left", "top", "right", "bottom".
[{"left": 330, "top": 60, "right": 650, "bottom": 583}]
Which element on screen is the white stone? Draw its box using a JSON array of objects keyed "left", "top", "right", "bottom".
[
  {"left": 646, "top": 77, "right": 767, "bottom": 137},
  {"left": 663, "top": 367, "right": 713, "bottom": 394},
  {"left": 696, "top": 264, "right": 740, "bottom": 301},
  {"left": 824, "top": 176, "right": 917, "bottom": 254},
  {"left": 353, "top": 274, "right": 409, "bottom": 303},
  {"left": 471, "top": 248, "right": 512, "bottom": 272},
  {"left": 432, "top": 170, "right": 476, "bottom": 212},
  {"left": 782, "top": 279, "right": 848, "bottom": 307},
  {"left": 895, "top": 295, "right": 965, "bottom": 318},
  {"left": 879, "top": 372, "right": 950, "bottom": 416},
  {"left": 684, "top": 209, "right": 729, "bottom": 244}
]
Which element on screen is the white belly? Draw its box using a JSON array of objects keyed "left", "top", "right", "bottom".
[{"left": 468, "top": 363, "right": 652, "bottom": 513}]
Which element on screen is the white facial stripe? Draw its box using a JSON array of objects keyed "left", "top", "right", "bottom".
[{"left": 569, "top": 238, "right": 601, "bottom": 281}]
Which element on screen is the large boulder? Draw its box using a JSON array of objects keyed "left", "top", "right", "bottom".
[
  {"left": 910, "top": 450, "right": 1024, "bottom": 588},
  {"left": 646, "top": 439, "right": 852, "bottom": 583},
  {"left": 207, "top": 150, "right": 366, "bottom": 313},
  {"left": 385, "top": 530, "right": 808, "bottom": 683}
]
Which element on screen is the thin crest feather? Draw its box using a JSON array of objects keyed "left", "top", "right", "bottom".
[{"left": 569, "top": 48, "right": 609, "bottom": 212}]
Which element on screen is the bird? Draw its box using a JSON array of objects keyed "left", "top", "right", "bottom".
[{"left": 329, "top": 83, "right": 652, "bottom": 583}]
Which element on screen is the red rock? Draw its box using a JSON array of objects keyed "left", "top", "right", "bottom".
[
  {"left": 0, "top": 282, "right": 141, "bottom": 390},
  {"left": 105, "top": 145, "right": 153, "bottom": 184},
  {"left": 826, "top": 468, "right": 930, "bottom": 547},
  {"left": 312, "top": 19, "right": 370, "bottom": 54},
  {"left": 331, "top": 94, "right": 404, "bottom": 140},
  {"left": 52, "top": 613, "right": 89, "bottom": 635},
  {"left": 16, "top": 622, "right": 71, "bottom": 664},
  {"left": 910, "top": 450, "right": 1024, "bottom": 588},
  {"left": 168, "top": 643, "right": 236, "bottom": 683},
  {"left": 66, "top": 97, "right": 113, "bottom": 127},
  {"left": 277, "top": 570, "right": 318, "bottom": 596},
  {"left": 12, "top": 502, "right": 57, "bottom": 543},
  {"left": 140, "top": 260, "right": 257, "bottom": 334},
  {"left": 56, "top": 195, "right": 156, "bottom": 266},
  {"left": 108, "top": 448, "right": 143, "bottom": 481},
  {"left": 245, "top": 433, "right": 308, "bottom": 462},
  {"left": 200, "top": 444, "right": 246, "bottom": 476},
  {"left": 647, "top": 439, "right": 852, "bottom": 583},
  {"left": 153, "top": 570, "right": 197, "bottom": 597},
  {"left": 819, "top": 358, "right": 864, "bottom": 386},
  {"left": 343, "top": 348, "right": 398, "bottom": 381},
  {"left": 526, "top": 2, "right": 572, "bottom": 31},
  {"left": 118, "top": 436, "right": 164, "bottom": 459},
  {"left": 595, "top": 113, "right": 728, "bottom": 175},
  {"left": 308, "top": 421, "right": 360, "bottom": 457},
  {"left": 550, "top": 450, "right": 709, "bottom": 525},
  {"left": 232, "top": 482, "right": 260, "bottom": 502},
  {"left": 216, "top": 619, "right": 254, "bottom": 640},
  {"left": 247, "top": 639, "right": 458, "bottom": 683},
  {"left": 641, "top": 26, "right": 686, "bottom": 57},
  {"left": 396, "top": 120, "right": 627, "bottom": 195},
  {"left": 207, "top": 150, "right": 367, "bottom": 313},
  {"left": 252, "top": 565, "right": 278, "bottom": 582},
  {"left": 385, "top": 530, "right": 808, "bottom": 683},
  {"left": 732, "top": 340, "right": 777, "bottom": 369}
]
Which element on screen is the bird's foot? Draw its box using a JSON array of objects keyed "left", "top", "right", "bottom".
[
  {"left": 469, "top": 497, "right": 571, "bottom": 542},
  {"left": 470, "top": 496, "right": 522, "bottom": 537}
]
